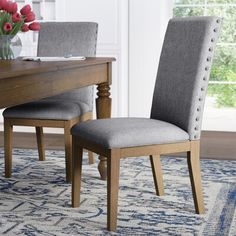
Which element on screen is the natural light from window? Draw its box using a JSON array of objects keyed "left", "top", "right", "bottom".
[{"left": 173, "top": 0, "right": 236, "bottom": 131}]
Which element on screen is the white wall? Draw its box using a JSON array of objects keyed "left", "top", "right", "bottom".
[
  {"left": 61, "top": 0, "right": 129, "bottom": 118},
  {"left": 129, "top": 0, "right": 173, "bottom": 117},
  {"left": 0, "top": 0, "right": 172, "bottom": 133}
]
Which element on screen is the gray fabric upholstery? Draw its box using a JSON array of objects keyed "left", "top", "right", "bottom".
[
  {"left": 151, "top": 17, "right": 221, "bottom": 140},
  {"left": 71, "top": 118, "right": 189, "bottom": 149},
  {"left": 38, "top": 22, "right": 98, "bottom": 110},
  {"left": 4, "top": 22, "right": 98, "bottom": 120},
  {"left": 3, "top": 100, "right": 90, "bottom": 120},
  {"left": 38, "top": 22, "right": 97, "bottom": 58},
  {"left": 71, "top": 16, "right": 221, "bottom": 150}
]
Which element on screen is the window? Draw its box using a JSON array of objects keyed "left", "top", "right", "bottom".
[{"left": 174, "top": 0, "right": 236, "bottom": 131}]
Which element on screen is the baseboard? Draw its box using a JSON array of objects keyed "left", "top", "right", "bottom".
[
  {"left": 0, "top": 131, "right": 235, "bottom": 160},
  {"left": 0, "top": 132, "right": 64, "bottom": 150}
]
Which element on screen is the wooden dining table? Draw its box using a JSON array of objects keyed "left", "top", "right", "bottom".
[{"left": 0, "top": 57, "right": 115, "bottom": 180}]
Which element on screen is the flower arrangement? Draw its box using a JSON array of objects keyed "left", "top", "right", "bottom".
[{"left": 0, "top": 0, "right": 40, "bottom": 59}]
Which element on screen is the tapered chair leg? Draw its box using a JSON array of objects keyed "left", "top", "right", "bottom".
[
  {"left": 4, "top": 119, "right": 13, "bottom": 178},
  {"left": 187, "top": 141, "right": 205, "bottom": 214},
  {"left": 72, "top": 136, "right": 83, "bottom": 208},
  {"left": 88, "top": 151, "right": 94, "bottom": 164},
  {"left": 107, "top": 149, "right": 120, "bottom": 231},
  {"left": 36, "top": 127, "right": 45, "bottom": 161},
  {"left": 150, "top": 155, "right": 165, "bottom": 196},
  {"left": 64, "top": 121, "right": 73, "bottom": 183}
]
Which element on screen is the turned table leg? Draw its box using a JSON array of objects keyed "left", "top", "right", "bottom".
[{"left": 96, "top": 82, "right": 111, "bottom": 180}]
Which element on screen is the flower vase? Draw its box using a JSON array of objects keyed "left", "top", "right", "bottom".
[{"left": 0, "top": 35, "right": 22, "bottom": 60}]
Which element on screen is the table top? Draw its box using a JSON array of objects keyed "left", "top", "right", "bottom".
[{"left": 0, "top": 57, "right": 115, "bottom": 80}]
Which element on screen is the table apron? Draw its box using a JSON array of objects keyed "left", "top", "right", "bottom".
[{"left": 0, "top": 63, "right": 109, "bottom": 109}]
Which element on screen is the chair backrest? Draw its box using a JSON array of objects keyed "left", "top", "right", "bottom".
[
  {"left": 37, "top": 22, "right": 98, "bottom": 110},
  {"left": 150, "top": 16, "right": 221, "bottom": 140}
]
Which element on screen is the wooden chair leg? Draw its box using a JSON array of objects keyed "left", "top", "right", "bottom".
[
  {"left": 64, "top": 121, "right": 73, "bottom": 183},
  {"left": 107, "top": 149, "right": 120, "bottom": 231},
  {"left": 88, "top": 150, "right": 94, "bottom": 164},
  {"left": 72, "top": 136, "right": 83, "bottom": 208},
  {"left": 150, "top": 155, "right": 164, "bottom": 196},
  {"left": 35, "top": 127, "right": 45, "bottom": 161},
  {"left": 187, "top": 140, "right": 205, "bottom": 214},
  {"left": 4, "top": 119, "right": 13, "bottom": 178}
]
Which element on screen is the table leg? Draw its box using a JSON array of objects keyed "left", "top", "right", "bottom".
[{"left": 96, "top": 82, "right": 111, "bottom": 180}]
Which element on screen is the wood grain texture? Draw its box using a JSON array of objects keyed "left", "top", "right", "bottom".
[
  {"left": 0, "top": 131, "right": 233, "bottom": 160},
  {"left": 64, "top": 120, "right": 73, "bottom": 183},
  {"left": 0, "top": 58, "right": 114, "bottom": 182},
  {"left": 0, "top": 58, "right": 115, "bottom": 109},
  {"left": 187, "top": 140, "right": 205, "bottom": 214},
  {"left": 96, "top": 63, "right": 113, "bottom": 180},
  {"left": 107, "top": 149, "right": 121, "bottom": 231},
  {"left": 0, "top": 57, "right": 115, "bottom": 79},
  {"left": 72, "top": 136, "right": 83, "bottom": 208},
  {"left": 4, "top": 113, "right": 93, "bottom": 183},
  {"left": 36, "top": 127, "right": 45, "bottom": 161},
  {"left": 4, "top": 119, "right": 13, "bottom": 178},
  {"left": 88, "top": 151, "right": 95, "bottom": 165},
  {"left": 71, "top": 139, "right": 205, "bottom": 231},
  {"left": 150, "top": 155, "right": 164, "bottom": 196}
]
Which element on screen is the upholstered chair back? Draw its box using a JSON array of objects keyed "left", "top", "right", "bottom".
[
  {"left": 37, "top": 22, "right": 98, "bottom": 111},
  {"left": 151, "top": 17, "right": 221, "bottom": 140}
]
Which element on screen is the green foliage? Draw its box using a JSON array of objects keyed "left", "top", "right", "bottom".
[
  {"left": 0, "top": 11, "right": 23, "bottom": 36},
  {"left": 173, "top": 7, "right": 204, "bottom": 17},
  {"left": 209, "top": 68, "right": 236, "bottom": 107},
  {"left": 209, "top": 46, "right": 236, "bottom": 107}
]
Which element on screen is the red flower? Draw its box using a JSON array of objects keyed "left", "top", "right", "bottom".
[
  {"left": 0, "top": 0, "right": 7, "bottom": 10},
  {"left": 11, "top": 2, "right": 17, "bottom": 14},
  {"left": 29, "top": 22, "right": 40, "bottom": 31},
  {"left": 21, "top": 24, "right": 29, "bottom": 32},
  {"left": 3, "top": 22, "right": 12, "bottom": 32},
  {"left": 20, "top": 4, "right": 31, "bottom": 16},
  {"left": 24, "top": 12, "right": 35, "bottom": 23},
  {"left": 5, "top": 1, "right": 17, "bottom": 14},
  {"left": 3, "top": 1, "right": 11, "bottom": 12},
  {"left": 12, "top": 13, "right": 22, "bottom": 23}
]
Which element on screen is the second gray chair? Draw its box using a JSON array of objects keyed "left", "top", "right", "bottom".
[
  {"left": 71, "top": 17, "right": 221, "bottom": 231},
  {"left": 3, "top": 22, "right": 98, "bottom": 182}
]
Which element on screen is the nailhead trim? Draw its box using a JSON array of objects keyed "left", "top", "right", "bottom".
[
  {"left": 207, "top": 57, "right": 211, "bottom": 62},
  {"left": 192, "top": 18, "right": 221, "bottom": 140}
]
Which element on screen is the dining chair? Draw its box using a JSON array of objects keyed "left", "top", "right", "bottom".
[
  {"left": 71, "top": 16, "right": 221, "bottom": 231},
  {"left": 3, "top": 22, "right": 98, "bottom": 183}
]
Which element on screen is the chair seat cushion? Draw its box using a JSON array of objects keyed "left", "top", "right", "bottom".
[
  {"left": 71, "top": 118, "right": 189, "bottom": 149},
  {"left": 3, "top": 99, "right": 91, "bottom": 120}
]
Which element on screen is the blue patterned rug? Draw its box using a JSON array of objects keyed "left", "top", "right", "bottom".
[{"left": 0, "top": 149, "right": 235, "bottom": 236}]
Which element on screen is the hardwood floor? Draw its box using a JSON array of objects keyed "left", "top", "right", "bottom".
[
  {"left": 0, "top": 131, "right": 235, "bottom": 160},
  {"left": 0, "top": 132, "right": 64, "bottom": 150}
]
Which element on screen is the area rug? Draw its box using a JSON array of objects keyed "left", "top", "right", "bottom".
[{"left": 0, "top": 149, "right": 235, "bottom": 236}]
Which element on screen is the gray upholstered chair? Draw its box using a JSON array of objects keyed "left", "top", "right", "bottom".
[
  {"left": 3, "top": 22, "right": 98, "bottom": 183},
  {"left": 71, "top": 17, "right": 221, "bottom": 231}
]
